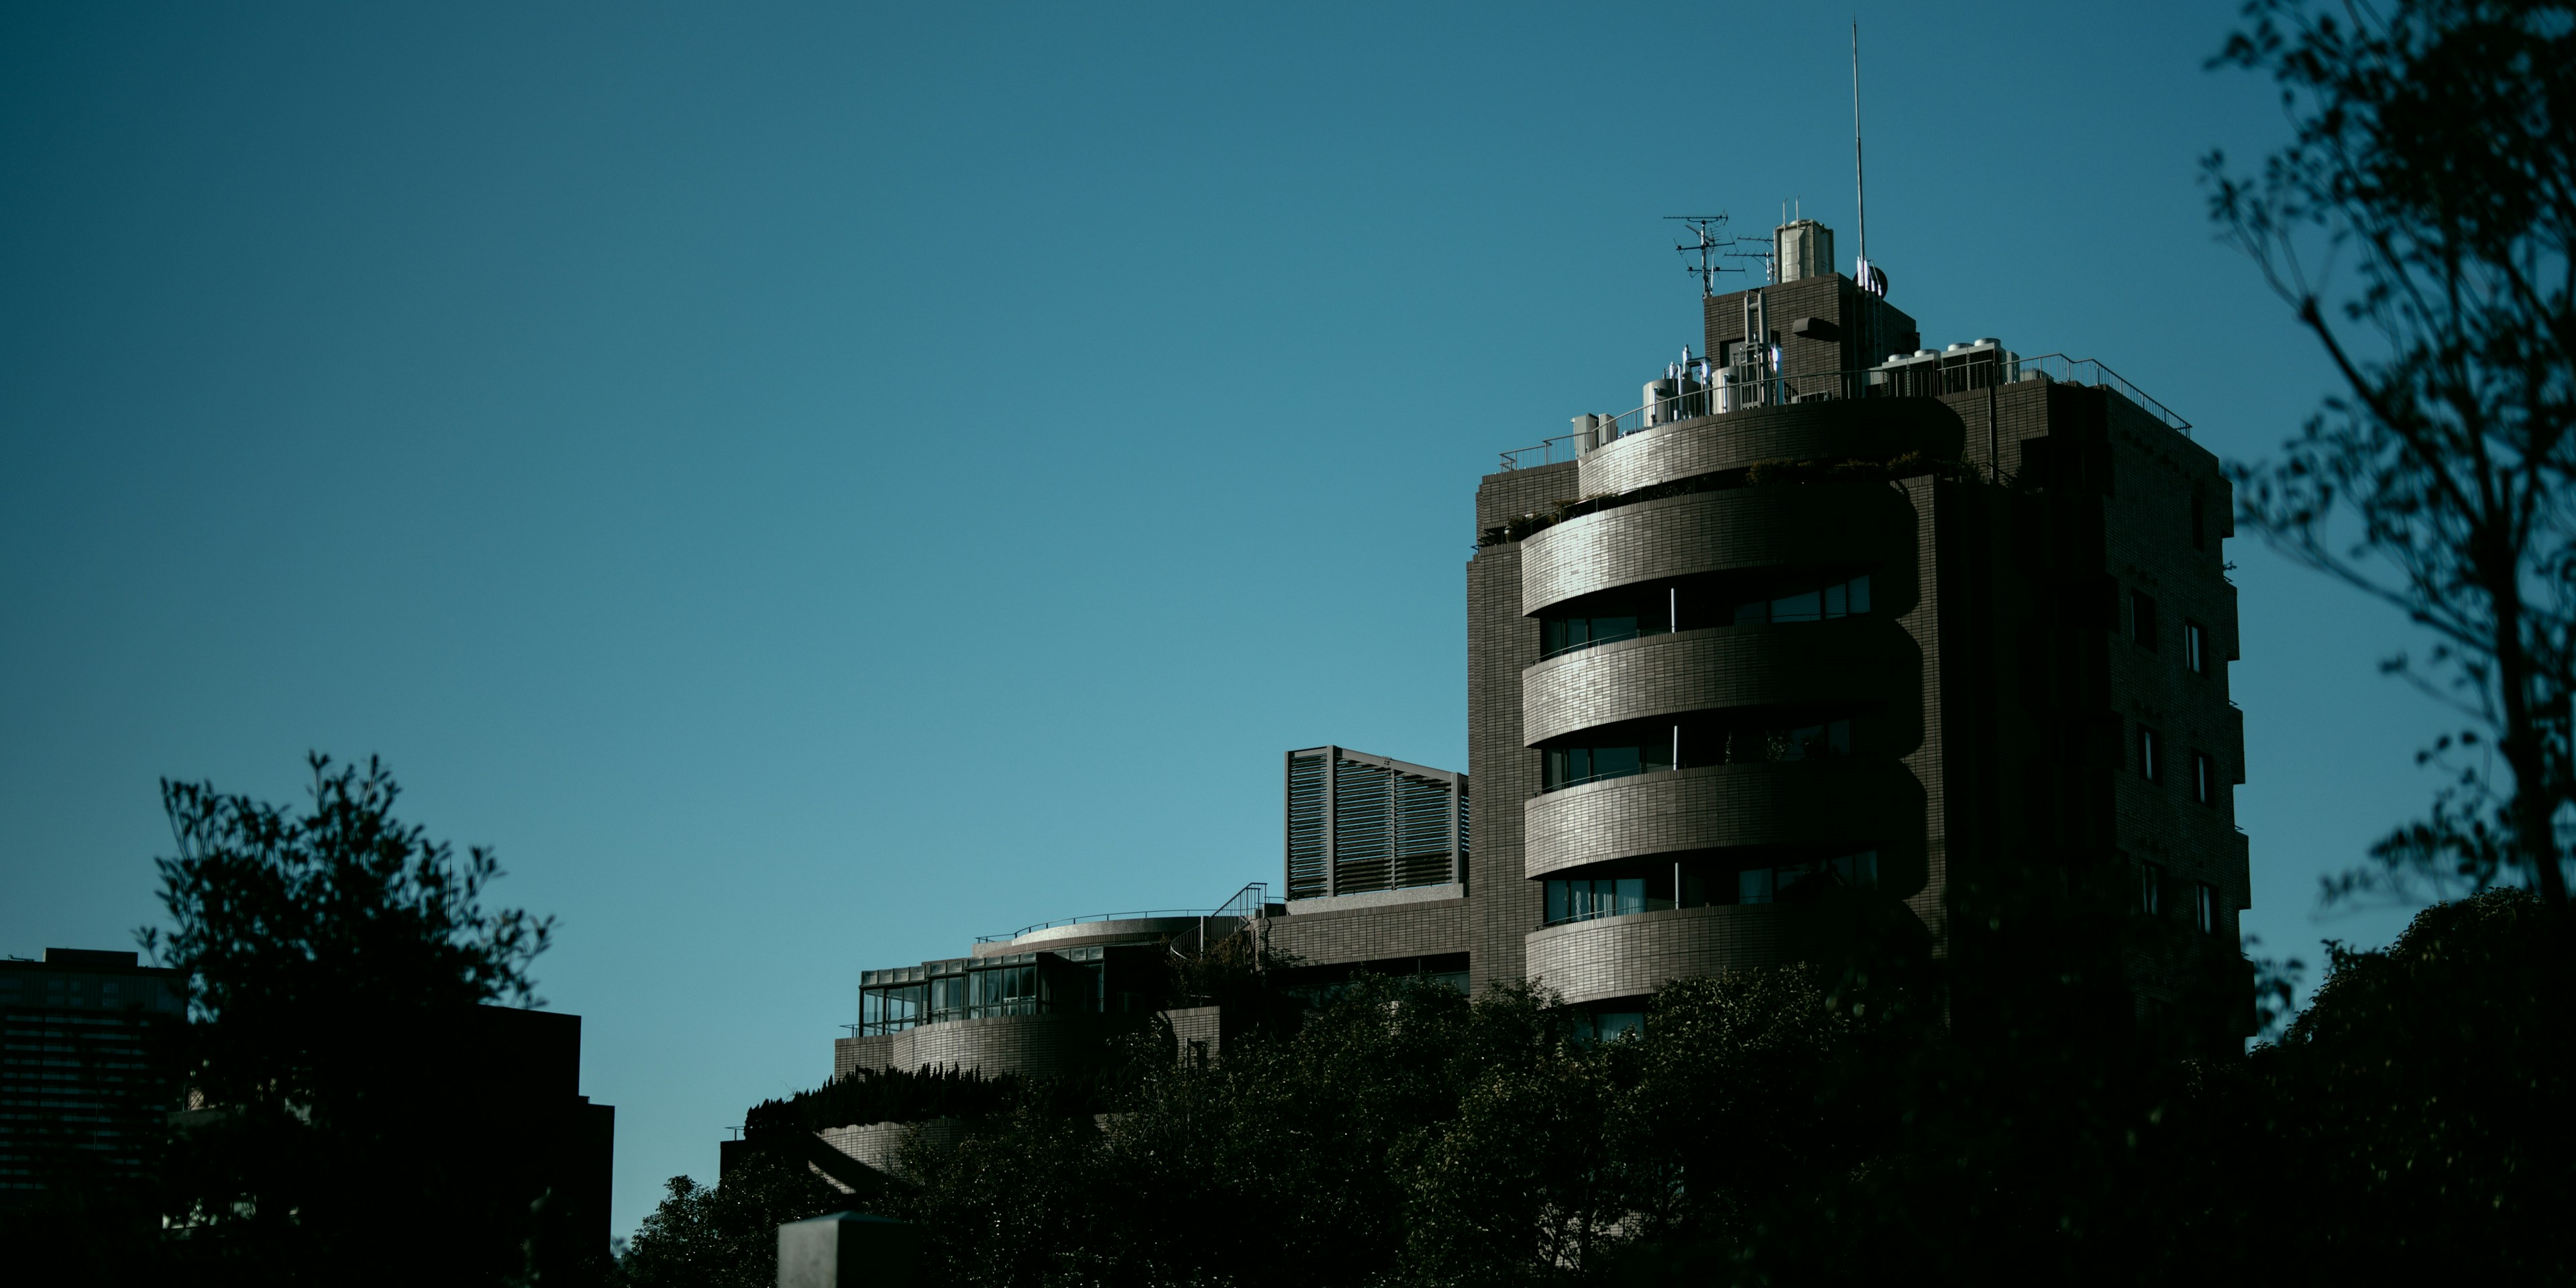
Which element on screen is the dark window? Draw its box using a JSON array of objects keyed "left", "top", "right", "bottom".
[
  {"left": 2184, "top": 621, "right": 2208, "bottom": 676},
  {"left": 2193, "top": 752, "right": 2216, "bottom": 806},
  {"left": 1542, "top": 586, "right": 1684, "bottom": 659},
  {"left": 2139, "top": 862, "right": 2163, "bottom": 915},
  {"left": 2131, "top": 590, "right": 2158, "bottom": 651},
  {"left": 2139, "top": 726, "right": 2163, "bottom": 783},
  {"left": 2192, "top": 488, "right": 2208, "bottom": 551},
  {"left": 1737, "top": 850, "right": 1878, "bottom": 904},
  {"left": 1542, "top": 731, "right": 1676, "bottom": 790},
  {"left": 1542, "top": 875, "right": 1649, "bottom": 925},
  {"left": 1570, "top": 1010, "right": 1645, "bottom": 1042},
  {"left": 1732, "top": 574, "right": 1870, "bottom": 625},
  {"left": 2194, "top": 883, "right": 2217, "bottom": 934},
  {"left": 1714, "top": 718, "right": 1853, "bottom": 765},
  {"left": 1543, "top": 612, "right": 1646, "bottom": 658}
]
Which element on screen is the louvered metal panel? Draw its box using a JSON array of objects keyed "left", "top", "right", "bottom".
[
  {"left": 1287, "top": 754, "right": 1330, "bottom": 900},
  {"left": 1394, "top": 769, "right": 1456, "bottom": 888},
  {"left": 1285, "top": 745, "right": 1468, "bottom": 902},
  {"left": 1334, "top": 757, "right": 1395, "bottom": 894}
]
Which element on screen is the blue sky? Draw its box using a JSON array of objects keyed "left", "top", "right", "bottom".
[{"left": 3, "top": 1, "right": 2444, "bottom": 1241}]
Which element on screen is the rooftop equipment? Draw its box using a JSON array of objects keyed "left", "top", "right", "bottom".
[
  {"left": 1869, "top": 337, "right": 2018, "bottom": 398},
  {"left": 1774, "top": 219, "right": 1835, "bottom": 284}
]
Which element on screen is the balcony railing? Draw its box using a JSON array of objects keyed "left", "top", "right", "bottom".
[{"left": 1498, "top": 352, "right": 2191, "bottom": 470}]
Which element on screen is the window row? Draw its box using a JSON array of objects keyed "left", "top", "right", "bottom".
[
  {"left": 2134, "top": 725, "right": 2226, "bottom": 806},
  {"left": 1540, "top": 573, "right": 1874, "bottom": 660},
  {"left": 2127, "top": 588, "right": 2218, "bottom": 680},
  {"left": 859, "top": 954, "right": 1168, "bottom": 1034},
  {"left": 1541, "top": 717, "right": 1857, "bottom": 792},
  {"left": 1540, "top": 849, "right": 1882, "bottom": 926},
  {"left": 2138, "top": 861, "right": 2222, "bottom": 934}
]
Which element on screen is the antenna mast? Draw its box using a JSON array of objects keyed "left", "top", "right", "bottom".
[
  {"left": 1852, "top": 20, "right": 1866, "bottom": 267},
  {"left": 1666, "top": 214, "right": 1733, "bottom": 297},
  {"left": 1850, "top": 20, "right": 1886, "bottom": 297}
]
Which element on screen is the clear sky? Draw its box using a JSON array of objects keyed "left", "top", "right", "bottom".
[{"left": 2, "top": 0, "right": 2446, "bottom": 1242}]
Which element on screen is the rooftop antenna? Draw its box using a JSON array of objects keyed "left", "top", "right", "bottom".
[
  {"left": 1666, "top": 214, "right": 1737, "bottom": 297},
  {"left": 1851, "top": 20, "right": 1886, "bottom": 296}
]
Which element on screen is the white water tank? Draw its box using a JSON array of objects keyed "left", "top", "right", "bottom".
[{"left": 1774, "top": 219, "right": 1835, "bottom": 283}]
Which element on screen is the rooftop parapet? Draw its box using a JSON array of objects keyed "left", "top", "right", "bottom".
[{"left": 1505, "top": 350, "right": 2190, "bottom": 472}]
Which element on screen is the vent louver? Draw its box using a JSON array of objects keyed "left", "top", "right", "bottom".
[{"left": 1283, "top": 746, "right": 1468, "bottom": 901}]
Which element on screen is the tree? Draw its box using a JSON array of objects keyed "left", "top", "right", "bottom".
[
  {"left": 2206, "top": 0, "right": 2576, "bottom": 904},
  {"left": 618, "top": 1150, "right": 845, "bottom": 1288},
  {"left": 142, "top": 753, "right": 561, "bottom": 1285}
]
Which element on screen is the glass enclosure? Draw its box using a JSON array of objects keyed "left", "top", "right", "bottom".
[{"left": 858, "top": 949, "right": 1114, "bottom": 1035}]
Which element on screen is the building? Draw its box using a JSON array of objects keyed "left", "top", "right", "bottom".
[
  {"left": 455, "top": 1004, "right": 620, "bottom": 1267},
  {"left": 800, "top": 216, "right": 2251, "bottom": 1127},
  {"left": 0, "top": 949, "right": 184, "bottom": 1201},
  {"left": 3, "top": 949, "right": 616, "bottom": 1266}
]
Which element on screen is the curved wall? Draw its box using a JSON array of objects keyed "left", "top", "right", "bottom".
[
  {"left": 818, "top": 1119, "right": 971, "bottom": 1181},
  {"left": 833, "top": 1013, "right": 1130, "bottom": 1081},
  {"left": 1522, "top": 759, "right": 1918, "bottom": 879},
  {"left": 1520, "top": 621, "right": 1908, "bottom": 747},
  {"left": 994, "top": 916, "right": 1205, "bottom": 957},
  {"left": 1578, "top": 398, "right": 1965, "bottom": 496},
  {"left": 1524, "top": 905, "right": 1799, "bottom": 1006},
  {"left": 1519, "top": 484, "right": 1911, "bottom": 617}
]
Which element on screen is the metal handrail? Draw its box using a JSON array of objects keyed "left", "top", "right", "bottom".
[{"left": 1498, "top": 352, "right": 2191, "bottom": 470}]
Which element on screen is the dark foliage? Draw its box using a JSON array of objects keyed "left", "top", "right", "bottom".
[
  {"left": 72, "top": 753, "right": 582, "bottom": 1287},
  {"left": 2206, "top": 0, "right": 2576, "bottom": 905},
  {"left": 2197, "top": 890, "right": 2576, "bottom": 1281},
  {"left": 745, "top": 1066, "right": 1018, "bottom": 1138},
  {"left": 618, "top": 1148, "right": 846, "bottom": 1288},
  {"left": 775, "top": 891, "right": 2565, "bottom": 1285}
]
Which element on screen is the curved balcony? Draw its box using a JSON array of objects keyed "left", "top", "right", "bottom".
[
  {"left": 1523, "top": 759, "right": 1917, "bottom": 880},
  {"left": 1521, "top": 621, "right": 1911, "bottom": 747},
  {"left": 1524, "top": 904, "right": 1801, "bottom": 1006},
  {"left": 1576, "top": 397, "right": 1966, "bottom": 496},
  {"left": 1519, "top": 484, "right": 1913, "bottom": 618}
]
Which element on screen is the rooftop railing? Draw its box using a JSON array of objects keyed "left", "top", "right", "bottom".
[
  {"left": 1497, "top": 352, "right": 2190, "bottom": 471},
  {"left": 975, "top": 881, "right": 1272, "bottom": 945}
]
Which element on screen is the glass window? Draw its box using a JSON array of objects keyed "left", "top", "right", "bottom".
[
  {"left": 2193, "top": 753, "right": 2216, "bottom": 805},
  {"left": 1737, "top": 866, "right": 1776, "bottom": 904},
  {"left": 2195, "top": 883, "right": 2218, "bottom": 934},
  {"left": 2185, "top": 621, "right": 2209, "bottom": 676},
  {"left": 2139, "top": 726, "right": 2163, "bottom": 783},
  {"left": 1735, "top": 850, "right": 1880, "bottom": 904},
  {"left": 1542, "top": 875, "right": 1658, "bottom": 925},
  {"left": 1614, "top": 877, "right": 1645, "bottom": 916},
  {"left": 2139, "top": 863, "right": 2163, "bottom": 915},
  {"left": 1544, "top": 737, "right": 1674, "bottom": 790},
  {"left": 1542, "top": 606, "right": 1669, "bottom": 659},
  {"left": 1735, "top": 574, "right": 1871, "bottom": 625}
]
